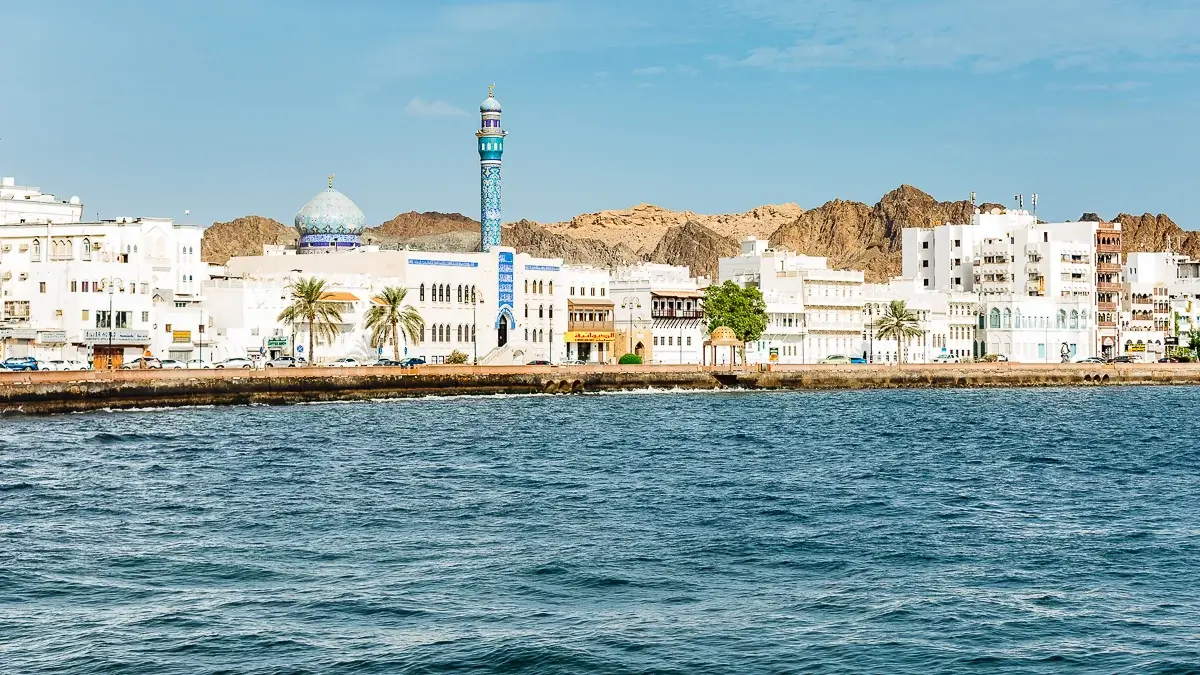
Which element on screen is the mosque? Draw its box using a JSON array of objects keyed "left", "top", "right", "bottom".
[{"left": 209, "top": 87, "right": 603, "bottom": 365}]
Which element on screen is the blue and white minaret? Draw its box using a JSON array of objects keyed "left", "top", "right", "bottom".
[{"left": 477, "top": 84, "right": 506, "bottom": 251}]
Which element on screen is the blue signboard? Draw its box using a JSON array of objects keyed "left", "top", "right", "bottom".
[{"left": 497, "top": 251, "right": 515, "bottom": 328}]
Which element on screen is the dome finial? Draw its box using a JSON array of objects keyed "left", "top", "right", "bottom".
[
  {"left": 328, "top": 173, "right": 335, "bottom": 189},
  {"left": 488, "top": 83, "right": 495, "bottom": 98}
]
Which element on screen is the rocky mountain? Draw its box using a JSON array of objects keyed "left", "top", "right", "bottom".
[
  {"left": 200, "top": 185, "right": 1195, "bottom": 280},
  {"left": 200, "top": 215, "right": 295, "bottom": 264}
]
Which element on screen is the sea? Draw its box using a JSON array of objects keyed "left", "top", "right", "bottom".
[{"left": 2, "top": 387, "right": 1199, "bottom": 673}]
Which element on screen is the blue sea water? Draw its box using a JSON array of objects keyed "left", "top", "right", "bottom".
[{"left": 2, "top": 387, "right": 1199, "bottom": 673}]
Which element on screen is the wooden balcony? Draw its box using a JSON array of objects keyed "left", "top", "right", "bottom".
[
  {"left": 1097, "top": 301, "right": 1117, "bottom": 311},
  {"left": 1096, "top": 243, "right": 1122, "bottom": 254},
  {"left": 1096, "top": 282, "right": 1122, "bottom": 293},
  {"left": 651, "top": 308, "right": 704, "bottom": 320},
  {"left": 568, "top": 320, "right": 615, "bottom": 332},
  {"left": 1096, "top": 262, "right": 1121, "bottom": 273}
]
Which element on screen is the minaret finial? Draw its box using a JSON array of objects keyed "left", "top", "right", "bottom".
[
  {"left": 488, "top": 83, "right": 495, "bottom": 98},
  {"left": 328, "top": 173, "right": 334, "bottom": 189}
]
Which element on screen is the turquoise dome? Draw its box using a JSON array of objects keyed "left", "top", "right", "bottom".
[
  {"left": 294, "top": 188, "right": 366, "bottom": 236},
  {"left": 480, "top": 95, "right": 502, "bottom": 113}
]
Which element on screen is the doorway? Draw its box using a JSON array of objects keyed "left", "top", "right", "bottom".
[
  {"left": 497, "top": 321, "right": 508, "bottom": 348},
  {"left": 94, "top": 345, "right": 124, "bottom": 370},
  {"left": 578, "top": 342, "right": 592, "bottom": 362}
]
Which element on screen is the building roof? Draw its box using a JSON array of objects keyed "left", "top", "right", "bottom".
[
  {"left": 652, "top": 290, "right": 702, "bottom": 299},
  {"left": 707, "top": 326, "right": 742, "bottom": 346},
  {"left": 319, "top": 292, "right": 360, "bottom": 302},
  {"left": 568, "top": 299, "right": 615, "bottom": 309}
]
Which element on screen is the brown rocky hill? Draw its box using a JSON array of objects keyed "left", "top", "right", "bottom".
[
  {"left": 1102, "top": 212, "right": 1200, "bottom": 259},
  {"left": 649, "top": 221, "right": 740, "bottom": 279},
  {"left": 502, "top": 220, "right": 643, "bottom": 268},
  {"left": 201, "top": 216, "right": 296, "bottom": 264},
  {"left": 368, "top": 211, "right": 479, "bottom": 239},
  {"left": 768, "top": 185, "right": 1007, "bottom": 281}
]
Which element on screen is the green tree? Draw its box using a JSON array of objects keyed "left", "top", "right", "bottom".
[
  {"left": 364, "top": 286, "right": 424, "bottom": 361},
  {"left": 277, "top": 277, "right": 343, "bottom": 365},
  {"left": 446, "top": 349, "right": 469, "bottom": 365},
  {"left": 703, "top": 281, "right": 768, "bottom": 362},
  {"left": 1188, "top": 329, "right": 1200, "bottom": 360},
  {"left": 874, "top": 300, "right": 925, "bottom": 365},
  {"left": 618, "top": 353, "right": 643, "bottom": 365}
]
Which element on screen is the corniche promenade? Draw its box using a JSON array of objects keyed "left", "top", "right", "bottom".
[{"left": 3, "top": 363, "right": 1200, "bottom": 414}]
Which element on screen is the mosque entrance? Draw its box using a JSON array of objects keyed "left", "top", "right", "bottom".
[{"left": 497, "top": 321, "right": 508, "bottom": 348}]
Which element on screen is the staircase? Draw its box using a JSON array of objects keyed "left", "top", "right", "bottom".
[{"left": 479, "top": 343, "right": 523, "bottom": 366}]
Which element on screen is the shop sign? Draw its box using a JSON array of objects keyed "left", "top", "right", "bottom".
[
  {"left": 82, "top": 329, "right": 152, "bottom": 345},
  {"left": 565, "top": 330, "right": 616, "bottom": 343},
  {"left": 1165, "top": 336, "right": 1179, "bottom": 347},
  {"left": 266, "top": 337, "right": 289, "bottom": 348},
  {"left": 0, "top": 328, "right": 38, "bottom": 340},
  {"left": 172, "top": 330, "right": 192, "bottom": 343},
  {"left": 769, "top": 347, "right": 779, "bottom": 362},
  {"left": 37, "top": 330, "right": 68, "bottom": 344},
  {"left": 1128, "top": 343, "right": 1147, "bottom": 353}
]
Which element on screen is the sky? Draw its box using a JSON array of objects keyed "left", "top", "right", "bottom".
[{"left": 3, "top": 0, "right": 1199, "bottom": 228}]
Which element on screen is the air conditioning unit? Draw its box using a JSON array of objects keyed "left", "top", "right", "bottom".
[{"left": 19, "top": 273, "right": 28, "bottom": 281}]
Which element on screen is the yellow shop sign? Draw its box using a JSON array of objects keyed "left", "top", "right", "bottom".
[{"left": 565, "top": 330, "right": 616, "bottom": 343}]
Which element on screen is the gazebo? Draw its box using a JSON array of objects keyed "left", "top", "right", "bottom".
[{"left": 704, "top": 326, "right": 744, "bottom": 368}]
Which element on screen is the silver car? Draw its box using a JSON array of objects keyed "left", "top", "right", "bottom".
[{"left": 214, "top": 357, "right": 254, "bottom": 369}]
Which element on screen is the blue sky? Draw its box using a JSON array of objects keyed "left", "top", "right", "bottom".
[{"left": 3, "top": 0, "right": 1199, "bottom": 228}]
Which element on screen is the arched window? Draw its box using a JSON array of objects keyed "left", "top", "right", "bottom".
[
  {"left": 601, "top": 288, "right": 606, "bottom": 297},
  {"left": 471, "top": 285, "right": 477, "bottom": 302},
  {"left": 525, "top": 280, "right": 529, "bottom": 293},
  {"left": 525, "top": 328, "right": 529, "bottom": 341},
  {"left": 570, "top": 286, "right": 575, "bottom": 295},
  {"left": 538, "top": 281, "right": 544, "bottom": 295},
  {"left": 1070, "top": 310, "right": 1079, "bottom": 329},
  {"left": 1014, "top": 310, "right": 1022, "bottom": 329},
  {"left": 548, "top": 305, "right": 553, "bottom": 319},
  {"left": 524, "top": 304, "right": 529, "bottom": 318},
  {"left": 548, "top": 281, "right": 553, "bottom": 295},
  {"left": 1079, "top": 310, "right": 1087, "bottom": 328},
  {"left": 978, "top": 314, "right": 986, "bottom": 329},
  {"left": 539, "top": 304, "right": 544, "bottom": 319},
  {"left": 457, "top": 325, "right": 463, "bottom": 341},
  {"left": 1002, "top": 308, "right": 1011, "bottom": 328},
  {"left": 31, "top": 239, "right": 41, "bottom": 262},
  {"left": 989, "top": 308, "right": 1000, "bottom": 329},
  {"left": 82, "top": 238, "right": 91, "bottom": 261},
  {"left": 457, "top": 285, "right": 462, "bottom": 303},
  {"left": 1057, "top": 310, "right": 1067, "bottom": 329},
  {"left": 590, "top": 287, "right": 596, "bottom": 297}
]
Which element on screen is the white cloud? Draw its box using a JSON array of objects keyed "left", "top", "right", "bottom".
[
  {"left": 633, "top": 66, "right": 667, "bottom": 75},
  {"left": 1045, "top": 81, "right": 1149, "bottom": 92},
  {"left": 404, "top": 97, "right": 467, "bottom": 118},
  {"left": 727, "top": 0, "right": 1200, "bottom": 72}
]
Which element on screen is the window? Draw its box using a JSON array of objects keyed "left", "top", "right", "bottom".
[
  {"left": 420, "top": 283, "right": 425, "bottom": 301},
  {"left": 115, "top": 312, "right": 131, "bottom": 329},
  {"left": 471, "top": 285, "right": 476, "bottom": 302},
  {"left": 1043, "top": 232, "right": 1049, "bottom": 243},
  {"left": 548, "top": 281, "right": 553, "bottom": 295},
  {"left": 82, "top": 310, "right": 89, "bottom": 321},
  {"left": 954, "top": 277, "right": 961, "bottom": 286},
  {"left": 922, "top": 260, "right": 929, "bottom": 268},
  {"left": 1057, "top": 310, "right": 1067, "bottom": 329},
  {"left": 954, "top": 239, "right": 961, "bottom": 247},
  {"left": 457, "top": 285, "right": 463, "bottom": 303},
  {"left": 989, "top": 308, "right": 1000, "bottom": 328},
  {"left": 458, "top": 325, "right": 463, "bottom": 341},
  {"left": 525, "top": 280, "right": 529, "bottom": 293},
  {"left": 524, "top": 304, "right": 529, "bottom": 318},
  {"left": 31, "top": 239, "right": 41, "bottom": 262},
  {"left": 539, "top": 304, "right": 544, "bottom": 319},
  {"left": 141, "top": 311, "right": 150, "bottom": 322},
  {"left": 525, "top": 328, "right": 529, "bottom": 340},
  {"left": 922, "top": 241, "right": 929, "bottom": 249},
  {"left": 686, "top": 337, "right": 692, "bottom": 346},
  {"left": 668, "top": 337, "right": 674, "bottom": 346},
  {"left": 96, "top": 311, "right": 111, "bottom": 328},
  {"left": 82, "top": 239, "right": 92, "bottom": 261},
  {"left": 71, "top": 280, "right": 78, "bottom": 292},
  {"left": 165, "top": 323, "right": 172, "bottom": 332},
  {"left": 953, "top": 258, "right": 961, "bottom": 267},
  {"left": 39, "top": 282, "right": 46, "bottom": 293},
  {"left": 601, "top": 288, "right": 606, "bottom": 297},
  {"left": 923, "top": 279, "right": 930, "bottom": 287},
  {"left": 1002, "top": 308, "right": 1011, "bottom": 328},
  {"left": 1070, "top": 310, "right": 1079, "bottom": 329},
  {"left": 548, "top": 305, "right": 553, "bottom": 319},
  {"left": 653, "top": 337, "right": 659, "bottom": 346},
  {"left": 590, "top": 287, "right": 595, "bottom": 296},
  {"left": 570, "top": 286, "right": 575, "bottom": 295}
]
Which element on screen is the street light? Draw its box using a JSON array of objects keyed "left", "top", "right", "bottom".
[
  {"left": 104, "top": 276, "right": 124, "bottom": 370},
  {"left": 621, "top": 296, "right": 641, "bottom": 356}
]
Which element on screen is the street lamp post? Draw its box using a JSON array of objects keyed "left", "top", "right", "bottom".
[
  {"left": 621, "top": 296, "right": 641, "bottom": 356},
  {"left": 103, "top": 277, "right": 124, "bottom": 370}
]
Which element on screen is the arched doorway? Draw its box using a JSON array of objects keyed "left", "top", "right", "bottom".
[
  {"left": 635, "top": 342, "right": 645, "bottom": 359},
  {"left": 498, "top": 321, "right": 508, "bottom": 347}
]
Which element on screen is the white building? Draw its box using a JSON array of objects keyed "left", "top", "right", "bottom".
[
  {"left": 719, "top": 237, "right": 865, "bottom": 364},
  {"left": 610, "top": 263, "right": 705, "bottom": 365},
  {"left": 863, "top": 278, "right": 978, "bottom": 363},
  {"left": 562, "top": 266, "right": 613, "bottom": 363},
  {"left": 903, "top": 208, "right": 1033, "bottom": 292},
  {"left": 0, "top": 175, "right": 206, "bottom": 366}
]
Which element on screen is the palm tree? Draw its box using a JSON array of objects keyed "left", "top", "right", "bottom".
[
  {"left": 365, "top": 286, "right": 424, "bottom": 361},
  {"left": 277, "top": 277, "right": 343, "bottom": 365},
  {"left": 874, "top": 299, "right": 925, "bottom": 365}
]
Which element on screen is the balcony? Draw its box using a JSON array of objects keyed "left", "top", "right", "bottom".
[
  {"left": 1096, "top": 282, "right": 1121, "bottom": 293},
  {"left": 1097, "top": 320, "right": 1117, "bottom": 328},
  {"left": 1096, "top": 243, "right": 1122, "bottom": 254},
  {"left": 568, "top": 320, "right": 615, "bottom": 332},
  {"left": 1096, "top": 262, "right": 1121, "bottom": 274},
  {"left": 1097, "top": 301, "right": 1117, "bottom": 311},
  {"left": 651, "top": 308, "right": 704, "bottom": 320}
]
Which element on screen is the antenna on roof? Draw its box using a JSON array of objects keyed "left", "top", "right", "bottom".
[
  {"left": 970, "top": 191, "right": 976, "bottom": 207},
  {"left": 1031, "top": 193, "right": 1038, "bottom": 222}
]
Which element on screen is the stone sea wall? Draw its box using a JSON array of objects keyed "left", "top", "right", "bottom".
[{"left": 2, "top": 363, "right": 1199, "bottom": 415}]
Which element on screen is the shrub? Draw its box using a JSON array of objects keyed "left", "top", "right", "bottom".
[
  {"left": 618, "top": 353, "right": 643, "bottom": 365},
  {"left": 446, "top": 350, "right": 469, "bottom": 365}
]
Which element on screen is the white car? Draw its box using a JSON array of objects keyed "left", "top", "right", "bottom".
[
  {"left": 43, "top": 359, "right": 90, "bottom": 371},
  {"left": 213, "top": 357, "right": 254, "bottom": 369},
  {"left": 160, "top": 359, "right": 186, "bottom": 369},
  {"left": 328, "top": 357, "right": 362, "bottom": 368},
  {"left": 932, "top": 354, "right": 961, "bottom": 364},
  {"left": 186, "top": 359, "right": 213, "bottom": 369}
]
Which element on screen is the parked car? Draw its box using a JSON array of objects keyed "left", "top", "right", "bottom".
[
  {"left": 370, "top": 358, "right": 401, "bottom": 367},
  {"left": 42, "top": 359, "right": 89, "bottom": 371},
  {"left": 328, "top": 357, "right": 362, "bottom": 368},
  {"left": 186, "top": 359, "right": 213, "bottom": 369},
  {"left": 1111, "top": 355, "right": 1136, "bottom": 364},
  {"left": 1074, "top": 356, "right": 1105, "bottom": 364},
  {"left": 160, "top": 359, "right": 186, "bottom": 369},
  {"left": 526, "top": 359, "right": 552, "bottom": 366},
  {"left": 122, "top": 357, "right": 163, "bottom": 370},
  {"left": 1159, "top": 356, "right": 1184, "bottom": 363},
  {"left": 1, "top": 356, "right": 41, "bottom": 371},
  {"left": 932, "top": 354, "right": 961, "bottom": 364},
  {"left": 849, "top": 357, "right": 868, "bottom": 364},
  {"left": 398, "top": 357, "right": 426, "bottom": 369},
  {"left": 820, "top": 354, "right": 851, "bottom": 365},
  {"left": 559, "top": 359, "right": 587, "bottom": 366},
  {"left": 264, "top": 356, "right": 303, "bottom": 368},
  {"left": 214, "top": 357, "right": 254, "bottom": 369},
  {"left": 979, "top": 354, "right": 1009, "bottom": 363}
]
